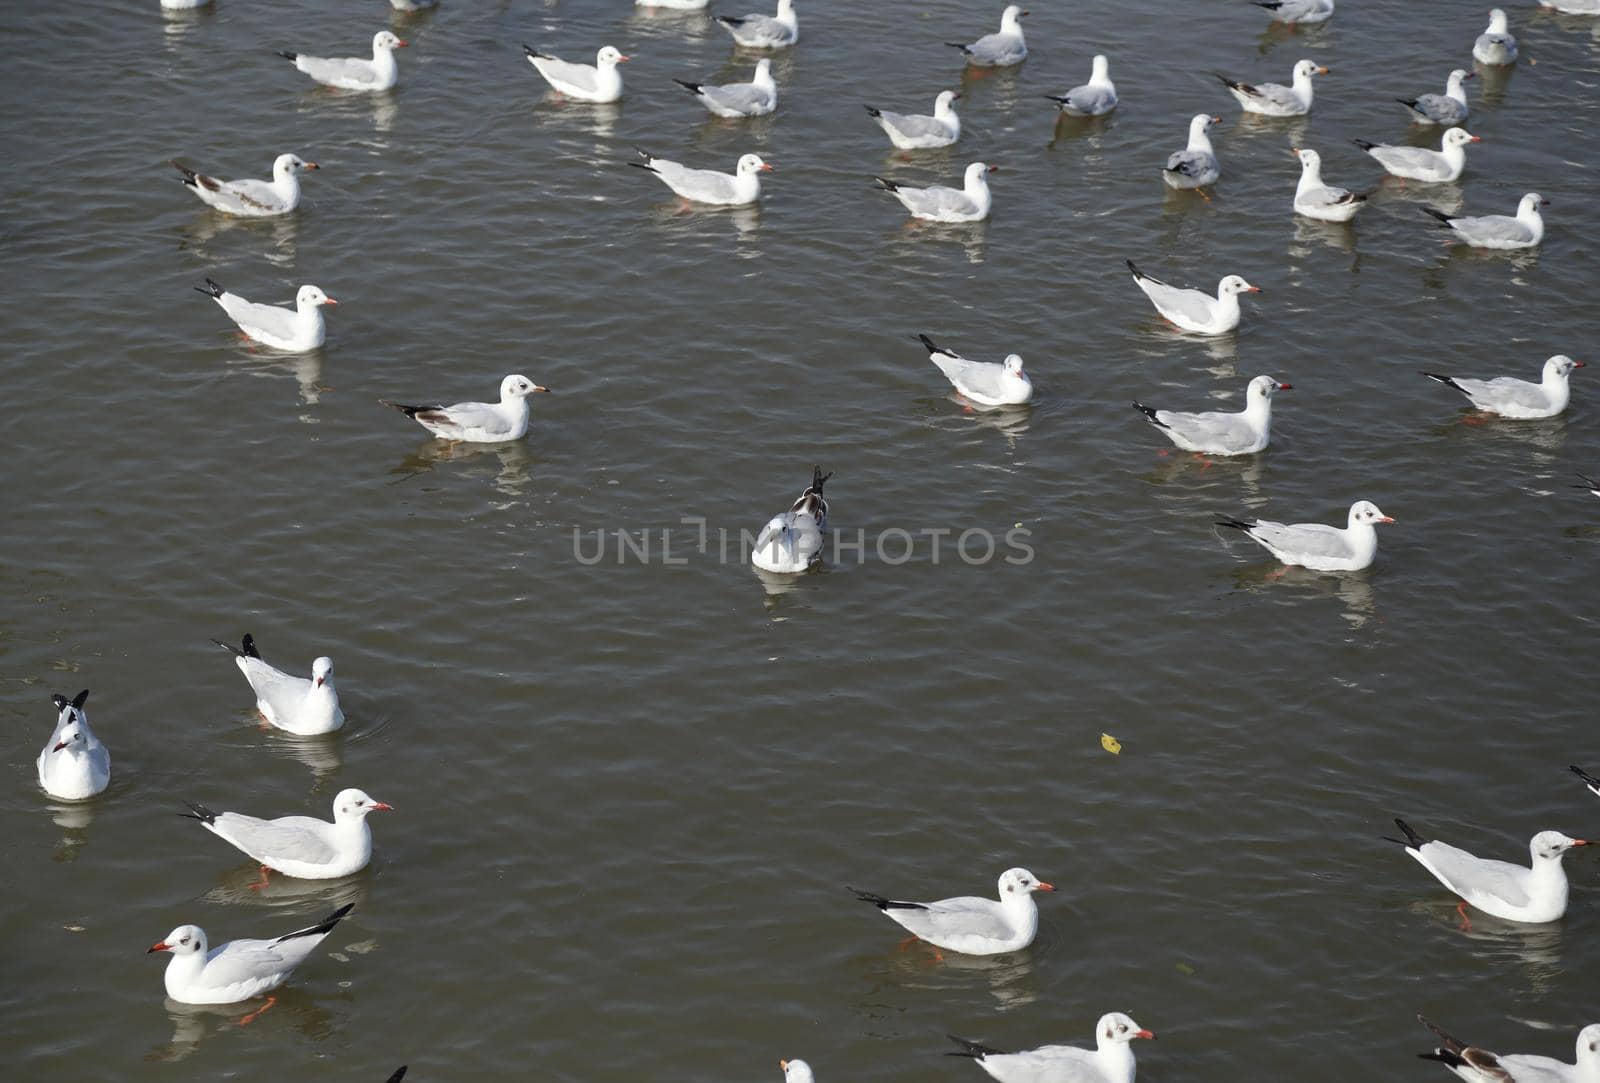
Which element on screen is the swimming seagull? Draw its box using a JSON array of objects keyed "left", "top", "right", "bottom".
[
  {"left": 873, "top": 162, "right": 996, "bottom": 223},
  {"left": 779, "top": 1061, "right": 813, "bottom": 1083},
  {"left": 716, "top": 0, "right": 798, "bottom": 49},
  {"left": 279, "top": 31, "right": 407, "bottom": 91},
  {"left": 752, "top": 467, "right": 830, "bottom": 574},
  {"left": 1474, "top": 9, "right": 1518, "bottom": 66},
  {"left": 382, "top": 375, "right": 550, "bottom": 443},
  {"left": 37, "top": 690, "right": 110, "bottom": 801},
  {"left": 1386, "top": 818, "right": 1587, "bottom": 924},
  {"left": 1571, "top": 765, "right": 1600, "bottom": 798},
  {"left": 676, "top": 58, "right": 776, "bottom": 117},
  {"left": 1398, "top": 69, "right": 1473, "bottom": 127},
  {"left": 1290, "top": 147, "right": 1366, "bottom": 222},
  {"left": 181, "top": 788, "right": 392, "bottom": 880},
  {"left": 171, "top": 154, "right": 318, "bottom": 217},
  {"left": 1353, "top": 128, "right": 1478, "bottom": 183},
  {"left": 1217, "top": 501, "right": 1392, "bottom": 571},
  {"left": 523, "top": 45, "right": 629, "bottom": 103},
  {"left": 947, "top": 1016, "right": 1155, "bottom": 1083},
  {"left": 1421, "top": 355, "right": 1582, "bottom": 419},
  {"left": 1132, "top": 375, "right": 1288, "bottom": 456},
  {"left": 389, "top": 0, "right": 438, "bottom": 9},
  {"left": 147, "top": 904, "right": 355, "bottom": 1006},
  {"left": 162, "top": 0, "right": 212, "bottom": 9},
  {"left": 1422, "top": 193, "right": 1547, "bottom": 250},
  {"left": 631, "top": 148, "right": 771, "bottom": 206},
  {"left": 1163, "top": 114, "right": 1221, "bottom": 190},
  {"left": 920, "top": 334, "right": 1032, "bottom": 406},
  {"left": 1045, "top": 55, "right": 1117, "bottom": 116},
  {"left": 946, "top": 6, "right": 1028, "bottom": 68},
  {"left": 1126, "top": 260, "right": 1259, "bottom": 335},
  {"left": 639, "top": 0, "right": 709, "bottom": 8},
  {"left": 1215, "top": 58, "right": 1327, "bottom": 117},
  {"left": 195, "top": 279, "right": 336, "bottom": 352},
  {"left": 865, "top": 92, "right": 961, "bottom": 150},
  {"left": 214, "top": 634, "right": 345, "bottom": 736},
  {"left": 1540, "top": 0, "right": 1600, "bottom": 12},
  {"left": 1252, "top": 0, "right": 1335, "bottom": 25},
  {"left": 1575, "top": 477, "right": 1600, "bottom": 501},
  {"left": 847, "top": 868, "right": 1054, "bottom": 955},
  {"left": 1417, "top": 1016, "right": 1600, "bottom": 1083}
]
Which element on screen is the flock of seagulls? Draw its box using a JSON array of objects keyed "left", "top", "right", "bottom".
[{"left": 27, "top": 0, "right": 1596, "bottom": 1078}]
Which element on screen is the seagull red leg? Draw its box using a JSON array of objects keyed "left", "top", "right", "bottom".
[{"left": 238, "top": 995, "right": 277, "bottom": 1026}]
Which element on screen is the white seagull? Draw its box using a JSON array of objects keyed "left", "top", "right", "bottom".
[
  {"left": 1253, "top": 0, "right": 1334, "bottom": 24},
  {"left": 1422, "top": 193, "right": 1547, "bottom": 250},
  {"left": 1572, "top": 765, "right": 1600, "bottom": 797},
  {"left": 382, "top": 374, "right": 551, "bottom": 442},
  {"left": 1422, "top": 355, "right": 1582, "bottom": 419},
  {"left": 37, "top": 689, "right": 110, "bottom": 801},
  {"left": 148, "top": 904, "right": 354, "bottom": 1006},
  {"left": 171, "top": 154, "right": 317, "bottom": 217},
  {"left": 639, "top": 0, "right": 709, "bottom": 8},
  {"left": 1354, "top": 128, "right": 1478, "bottom": 183},
  {"left": 1540, "top": 0, "right": 1600, "bottom": 12},
  {"left": 874, "top": 162, "right": 996, "bottom": 224},
  {"left": 848, "top": 868, "right": 1054, "bottom": 955},
  {"left": 677, "top": 58, "right": 776, "bottom": 117},
  {"left": 1216, "top": 58, "right": 1327, "bottom": 117},
  {"left": 1126, "top": 260, "right": 1259, "bottom": 335},
  {"left": 390, "top": 0, "right": 438, "bottom": 9},
  {"left": 1217, "top": 500, "right": 1393, "bottom": 572},
  {"left": 1132, "top": 375, "right": 1289, "bottom": 456},
  {"left": 631, "top": 148, "right": 771, "bottom": 206},
  {"left": 214, "top": 634, "right": 344, "bottom": 736},
  {"left": 1291, "top": 147, "right": 1366, "bottom": 222},
  {"left": 752, "top": 467, "right": 830, "bottom": 574},
  {"left": 716, "top": 0, "right": 798, "bottom": 49},
  {"left": 1577, "top": 475, "right": 1600, "bottom": 500},
  {"left": 1164, "top": 114, "right": 1222, "bottom": 190},
  {"left": 947, "top": 1016, "right": 1156, "bottom": 1083},
  {"left": 162, "top": 0, "right": 212, "bottom": 9},
  {"left": 1398, "top": 69, "right": 1473, "bottom": 127},
  {"left": 1418, "top": 1016, "right": 1600, "bottom": 1083},
  {"left": 920, "top": 334, "right": 1032, "bottom": 406},
  {"left": 946, "top": 6, "right": 1028, "bottom": 68},
  {"left": 865, "top": 91, "right": 961, "bottom": 150},
  {"left": 1388, "top": 818, "right": 1587, "bottom": 924},
  {"left": 182, "top": 788, "right": 392, "bottom": 880},
  {"left": 1045, "top": 55, "right": 1118, "bottom": 117},
  {"left": 523, "top": 45, "right": 629, "bottom": 103},
  {"left": 279, "top": 31, "right": 407, "bottom": 92},
  {"left": 1474, "top": 10, "right": 1518, "bottom": 65},
  {"left": 780, "top": 1061, "right": 813, "bottom": 1083},
  {"left": 196, "top": 279, "right": 336, "bottom": 352}
]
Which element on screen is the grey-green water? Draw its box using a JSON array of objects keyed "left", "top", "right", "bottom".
[{"left": 4, "top": 1, "right": 1600, "bottom": 1081}]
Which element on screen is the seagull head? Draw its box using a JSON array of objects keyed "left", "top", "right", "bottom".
[
  {"left": 1003, "top": 354, "right": 1026, "bottom": 379},
  {"left": 1444, "top": 128, "right": 1480, "bottom": 149},
  {"left": 1531, "top": 831, "right": 1587, "bottom": 862},
  {"left": 1348, "top": 501, "right": 1394, "bottom": 527},
  {"left": 148, "top": 924, "right": 207, "bottom": 956},
  {"left": 1291, "top": 146, "right": 1321, "bottom": 172},
  {"left": 1449, "top": 68, "right": 1475, "bottom": 87},
  {"left": 935, "top": 90, "right": 961, "bottom": 113},
  {"left": 737, "top": 154, "right": 773, "bottom": 177},
  {"left": 276, "top": 153, "right": 319, "bottom": 176},
  {"left": 1097, "top": 1013, "right": 1156, "bottom": 1047},
  {"left": 298, "top": 285, "right": 338, "bottom": 309},
  {"left": 965, "top": 162, "right": 998, "bottom": 186},
  {"left": 1248, "top": 375, "right": 1291, "bottom": 400},
  {"left": 1487, "top": 9, "right": 1509, "bottom": 33},
  {"left": 1091, "top": 54, "right": 1111, "bottom": 80},
  {"left": 597, "top": 46, "right": 631, "bottom": 66},
  {"left": 1219, "top": 275, "right": 1261, "bottom": 297},
  {"left": 1576, "top": 1025, "right": 1600, "bottom": 1066},
  {"left": 312, "top": 656, "right": 335, "bottom": 689},
  {"left": 998, "top": 867, "right": 1054, "bottom": 898},
  {"left": 51, "top": 725, "right": 85, "bottom": 754},
  {"left": 334, "top": 787, "right": 394, "bottom": 821},
  {"left": 502, "top": 374, "right": 552, "bottom": 400},
  {"left": 374, "top": 31, "right": 408, "bottom": 52},
  {"left": 1546, "top": 355, "right": 1583, "bottom": 381},
  {"left": 1520, "top": 192, "right": 1550, "bottom": 216},
  {"left": 780, "top": 1060, "right": 814, "bottom": 1083},
  {"left": 1001, "top": 5, "right": 1028, "bottom": 27},
  {"left": 1293, "top": 58, "right": 1329, "bottom": 81}
]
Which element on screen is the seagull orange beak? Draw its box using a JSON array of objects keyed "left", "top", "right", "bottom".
[
  {"left": 305, "top": 162, "right": 320, "bottom": 170},
  {"left": 147, "top": 941, "right": 171, "bottom": 954},
  {"left": 1469, "top": 135, "right": 1483, "bottom": 143},
  {"left": 321, "top": 298, "right": 338, "bottom": 307},
  {"left": 533, "top": 384, "right": 552, "bottom": 392},
  {"left": 1380, "top": 516, "right": 1396, "bottom": 524},
  {"left": 1035, "top": 881, "right": 1056, "bottom": 892},
  {"left": 1247, "top": 286, "right": 1262, "bottom": 293},
  {"left": 396, "top": 39, "right": 410, "bottom": 48},
  {"left": 618, "top": 54, "right": 632, "bottom": 62},
  {"left": 1316, "top": 66, "right": 1330, "bottom": 74},
  {"left": 1574, "top": 839, "right": 1590, "bottom": 846},
  {"left": 761, "top": 162, "right": 774, "bottom": 171},
  {"left": 1135, "top": 1029, "right": 1156, "bottom": 1040},
  {"left": 370, "top": 802, "right": 394, "bottom": 812}
]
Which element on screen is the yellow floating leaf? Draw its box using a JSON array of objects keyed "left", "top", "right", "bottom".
[{"left": 1100, "top": 733, "right": 1122, "bottom": 755}]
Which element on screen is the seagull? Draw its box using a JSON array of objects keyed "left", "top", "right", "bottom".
[
  {"left": 1422, "top": 193, "right": 1548, "bottom": 250},
  {"left": 1575, "top": 477, "right": 1600, "bottom": 501},
  {"left": 1422, "top": 355, "right": 1582, "bottom": 419},
  {"left": 1252, "top": 0, "right": 1335, "bottom": 25},
  {"left": 389, "top": 0, "right": 438, "bottom": 9},
  {"left": 37, "top": 689, "right": 110, "bottom": 801},
  {"left": 1045, "top": 55, "right": 1117, "bottom": 117},
  {"left": 920, "top": 334, "right": 1032, "bottom": 406},
  {"left": 1132, "top": 375, "right": 1289, "bottom": 456},
  {"left": 148, "top": 904, "right": 354, "bottom": 1006},
  {"left": 279, "top": 30, "right": 407, "bottom": 92},
  {"left": 638, "top": 0, "right": 709, "bottom": 8},
  {"left": 1216, "top": 58, "right": 1327, "bottom": 117},
  {"left": 1353, "top": 128, "right": 1478, "bottom": 183},
  {"left": 1572, "top": 765, "right": 1600, "bottom": 799},
  {"left": 1474, "top": 9, "right": 1518, "bottom": 66},
  {"left": 865, "top": 91, "right": 961, "bottom": 150},
  {"left": 631, "top": 148, "right": 771, "bottom": 206},
  {"left": 523, "top": 45, "right": 629, "bottom": 103},
  {"left": 1540, "top": 0, "right": 1600, "bottom": 12},
  {"left": 182, "top": 788, "right": 392, "bottom": 880},
  {"left": 946, "top": 6, "right": 1028, "bottom": 68},
  {"left": 195, "top": 279, "right": 336, "bottom": 352},
  {"left": 716, "top": 0, "right": 798, "bottom": 49},
  {"left": 214, "top": 634, "right": 344, "bottom": 736},
  {"left": 677, "top": 58, "right": 776, "bottom": 117},
  {"left": 780, "top": 1061, "right": 813, "bottom": 1083},
  {"left": 1418, "top": 1016, "right": 1600, "bottom": 1083},
  {"left": 1398, "top": 69, "right": 1473, "bottom": 126},
  {"left": 1126, "top": 260, "right": 1260, "bottom": 335},
  {"left": 1217, "top": 500, "right": 1393, "bottom": 572},
  {"left": 162, "top": 0, "right": 212, "bottom": 9},
  {"left": 1164, "top": 114, "right": 1222, "bottom": 190},
  {"left": 382, "top": 375, "right": 550, "bottom": 443},
  {"left": 847, "top": 868, "right": 1054, "bottom": 955},
  {"left": 752, "top": 467, "right": 830, "bottom": 574},
  {"left": 1386, "top": 818, "right": 1587, "bottom": 924},
  {"left": 873, "top": 162, "right": 996, "bottom": 223},
  {"left": 171, "top": 154, "right": 318, "bottom": 217},
  {"left": 947, "top": 1016, "right": 1155, "bottom": 1083},
  {"left": 1290, "top": 147, "right": 1366, "bottom": 222}
]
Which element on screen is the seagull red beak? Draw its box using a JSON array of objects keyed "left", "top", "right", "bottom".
[
  {"left": 53, "top": 741, "right": 70, "bottom": 752},
  {"left": 370, "top": 802, "right": 394, "bottom": 812},
  {"left": 1574, "top": 839, "right": 1591, "bottom": 846},
  {"left": 396, "top": 38, "right": 410, "bottom": 48},
  {"left": 147, "top": 941, "right": 171, "bottom": 954},
  {"left": 1574, "top": 361, "right": 1586, "bottom": 368},
  {"left": 1277, "top": 382, "right": 1293, "bottom": 390},
  {"left": 1135, "top": 1030, "right": 1156, "bottom": 1040},
  {"left": 1247, "top": 286, "right": 1262, "bottom": 293},
  {"left": 1035, "top": 881, "right": 1056, "bottom": 892},
  {"left": 618, "top": 54, "right": 632, "bottom": 63},
  {"left": 305, "top": 162, "right": 320, "bottom": 170},
  {"left": 315, "top": 676, "right": 324, "bottom": 687},
  {"left": 760, "top": 162, "right": 774, "bottom": 171},
  {"left": 1379, "top": 516, "right": 1396, "bottom": 524},
  {"left": 1469, "top": 135, "right": 1483, "bottom": 143}
]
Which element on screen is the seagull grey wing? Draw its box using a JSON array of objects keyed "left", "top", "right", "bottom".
[
  {"left": 299, "top": 56, "right": 376, "bottom": 85},
  {"left": 966, "top": 32, "right": 1024, "bottom": 65},
  {"left": 1411, "top": 94, "right": 1465, "bottom": 125},
  {"left": 201, "top": 939, "right": 295, "bottom": 987},
  {"left": 908, "top": 896, "right": 1014, "bottom": 941},
  {"left": 881, "top": 112, "right": 945, "bottom": 140},
  {"left": 1465, "top": 376, "right": 1548, "bottom": 410},
  {"left": 1141, "top": 280, "right": 1216, "bottom": 327},
  {"left": 1250, "top": 82, "right": 1301, "bottom": 110},
  {"left": 215, "top": 813, "right": 339, "bottom": 865},
  {"left": 240, "top": 656, "right": 311, "bottom": 711},
  {"left": 219, "top": 296, "right": 298, "bottom": 341},
  {"left": 1165, "top": 149, "right": 1212, "bottom": 177},
  {"left": 218, "top": 178, "right": 285, "bottom": 213},
  {"left": 435, "top": 401, "right": 508, "bottom": 434},
  {"left": 1064, "top": 86, "right": 1114, "bottom": 114},
  {"left": 663, "top": 164, "right": 738, "bottom": 203},
  {"left": 701, "top": 84, "right": 769, "bottom": 114},
  {"left": 900, "top": 184, "right": 974, "bottom": 217},
  {"left": 1162, "top": 410, "right": 1257, "bottom": 453},
  {"left": 1370, "top": 145, "right": 1435, "bottom": 171},
  {"left": 1452, "top": 215, "right": 1534, "bottom": 246},
  {"left": 1250, "top": 521, "right": 1352, "bottom": 560},
  {"left": 535, "top": 57, "right": 599, "bottom": 94},
  {"left": 947, "top": 359, "right": 1009, "bottom": 401},
  {"left": 1421, "top": 843, "right": 1532, "bottom": 907}
]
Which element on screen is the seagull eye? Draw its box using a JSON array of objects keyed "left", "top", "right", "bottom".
[{"left": 1118, "top": 1025, "right": 1127, "bottom": 1033}]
